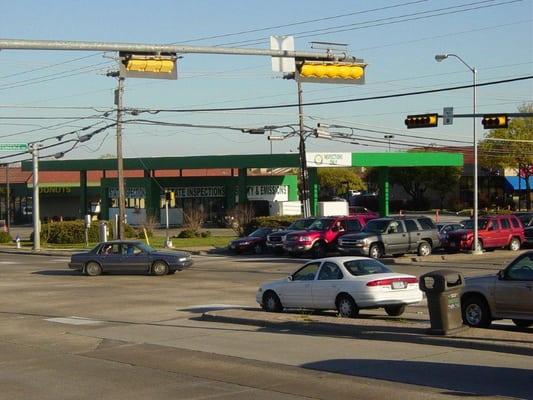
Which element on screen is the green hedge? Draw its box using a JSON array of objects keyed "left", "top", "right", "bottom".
[
  {"left": 0, "top": 231, "right": 12, "bottom": 244},
  {"left": 34, "top": 220, "right": 137, "bottom": 244},
  {"left": 244, "top": 215, "right": 301, "bottom": 235}
]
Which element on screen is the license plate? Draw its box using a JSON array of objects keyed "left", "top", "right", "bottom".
[{"left": 392, "top": 281, "right": 407, "bottom": 289}]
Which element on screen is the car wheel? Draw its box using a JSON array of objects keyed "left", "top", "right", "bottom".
[
  {"left": 417, "top": 241, "right": 432, "bottom": 257},
  {"left": 85, "top": 261, "right": 102, "bottom": 276},
  {"left": 473, "top": 239, "right": 483, "bottom": 252},
  {"left": 369, "top": 243, "right": 382, "bottom": 259},
  {"left": 512, "top": 319, "right": 533, "bottom": 328},
  {"left": 262, "top": 291, "right": 283, "bottom": 313},
  {"left": 152, "top": 261, "right": 169, "bottom": 276},
  {"left": 336, "top": 295, "right": 359, "bottom": 318},
  {"left": 253, "top": 243, "right": 264, "bottom": 255},
  {"left": 312, "top": 242, "right": 326, "bottom": 259},
  {"left": 462, "top": 295, "right": 491, "bottom": 327},
  {"left": 508, "top": 237, "right": 521, "bottom": 251},
  {"left": 385, "top": 304, "right": 406, "bottom": 316}
]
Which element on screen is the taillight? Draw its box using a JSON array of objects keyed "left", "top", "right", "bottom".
[{"left": 367, "top": 277, "right": 418, "bottom": 286}]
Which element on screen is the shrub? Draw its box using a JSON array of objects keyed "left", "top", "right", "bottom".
[
  {"left": 0, "top": 231, "right": 12, "bottom": 244},
  {"left": 244, "top": 216, "right": 300, "bottom": 236},
  {"left": 201, "top": 230, "right": 212, "bottom": 238},
  {"left": 33, "top": 220, "right": 138, "bottom": 244},
  {"left": 177, "top": 229, "right": 197, "bottom": 238}
]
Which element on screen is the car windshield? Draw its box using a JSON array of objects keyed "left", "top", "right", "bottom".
[
  {"left": 308, "top": 218, "right": 334, "bottom": 231},
  {"left": 249, "top": 229, "right": 269, "bottom": 238},
  {"left": 362, "top": 220, "right": 390, "bottom": 233},
  {"left": 462, "top": 219, "right": 489, "bottom": 230},
  {"left": 344, "top": 259, "right": 392, "bottom": 276},
  {"left": 288, "top": 219, "right": 315, "bottom": 230}
]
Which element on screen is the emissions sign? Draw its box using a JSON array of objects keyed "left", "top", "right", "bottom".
[{"left": 0, "top": 143, "right": 28, "bottom": 152}]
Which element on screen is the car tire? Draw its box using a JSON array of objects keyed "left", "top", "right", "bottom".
[
  {"left": 462, "top": 295, "right": 491, "bottom": 327},
  {"left": 385, "top": 304, "right": 406, "bottom": 316},
  {"left": 508, "top": 237, "right": 521, "bottom": 251},
  {"left": 85, "top": 261, "right": 102, "bottom": 276},
  {"left": 312, "top": 242, "right": 326, "bottom": 259},
  {"left": 336, "top": 295, "right": 359, "bottom": 318},
  {"left": 253, "top": 243, "right": 264, "bottom": 255},
  {"left": 369, "top": 243, "right": 382, "bottom": 259},
  {"left": 417, "top": 241, "right": 432, "bottom": 257},
  {"left": 262, "top": 291, "right": 283, "bottom": 313},
  {"left": 473, "top": 239, "right": 483, "bottom": 252},
  {"left": 152, "top": 261, "right": 169, "bottom": 276},
  {"left": 512, "top": 319, "right": 533, "bottom": 328}
]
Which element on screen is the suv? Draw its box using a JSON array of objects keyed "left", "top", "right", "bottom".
[
  {"left": 337, "top": 216, "right": 440, "bottom": 258},
  {"left": 266, "top": 217, "right": 316, "bottom": 254},
  {"left": 283, "top": 215, "right": 370, "bottom": 258},
  {"left": 445, "top": 215, "right": 524, "bottom": 252},
  {"left": 461, "top": 251, "right": 533, "bottom": 328}
]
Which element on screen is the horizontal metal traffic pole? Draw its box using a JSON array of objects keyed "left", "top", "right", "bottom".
[{"left": 0, "top": 38, "right": 358, "bottom": 61}]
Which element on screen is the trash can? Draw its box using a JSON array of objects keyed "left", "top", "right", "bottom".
[
  {"left": 419, "top": 269, "right": 467, "bottom": 335},
  {"left": 98, "top": 222, "right": 108, "bottom": 243}
]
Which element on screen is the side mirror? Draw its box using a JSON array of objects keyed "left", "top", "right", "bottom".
[
  {"left": 331, "top": 226, "right": 339, "bottom": 232},
  {"left": 497, "top": 270, "right": 505, "bottom": 280},
  {"left": 287, "top": 275, "right": 293, "bottom": 281}
]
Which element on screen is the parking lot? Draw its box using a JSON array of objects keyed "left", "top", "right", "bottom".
[{"left": 0, "top": 250, "right": 531, "bottom": 399}]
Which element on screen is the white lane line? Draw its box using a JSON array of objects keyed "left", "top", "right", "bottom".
[
  {"left": 0, "top": 261, "right": 16, "bottom": 265},
  {"left": 45, "top": 316, "right": 103, "bottom": 326},
  {"left": 177, "top": 304, "right": 249, "bottom": 312}
]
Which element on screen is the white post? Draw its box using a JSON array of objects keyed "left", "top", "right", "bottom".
[{"left": 31, "top": 145, "right": 40, "bottom": 251}]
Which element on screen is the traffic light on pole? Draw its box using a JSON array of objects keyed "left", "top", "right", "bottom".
[
  {"left": 482, "top": 114, "right": 509, "bottom": 129},
  {"left": 296, "top": 61, "right": 366, "bottom": 84},
  {"left": 119, "top": 52, "right": 177, "bottom": 80},
  {"left": 404, "top": 114, "right": 439, "bottom": 129}
]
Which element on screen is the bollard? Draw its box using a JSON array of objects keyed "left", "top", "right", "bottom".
[{"left": 15, "top": 235, "right": 21, "bottom": 249}]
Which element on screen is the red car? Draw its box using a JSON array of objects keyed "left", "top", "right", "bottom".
[
  {"left": 283, "top": 215, "right": 373, "bottom": 258},
  {"left": 445, "top": 215, "right": 524, "bottom": 252}
]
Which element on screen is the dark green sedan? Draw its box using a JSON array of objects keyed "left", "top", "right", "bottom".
[{"left": 68, "top": 240, "right": 193, "bottom": 276}]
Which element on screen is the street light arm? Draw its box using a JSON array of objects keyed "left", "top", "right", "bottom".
[{"left": 445, "top": 53, "right": 475, "bottom": 73}]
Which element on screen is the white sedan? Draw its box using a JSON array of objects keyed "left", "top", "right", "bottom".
[{"left": 256, "top": 256, "right": 423, "bottom": 317}]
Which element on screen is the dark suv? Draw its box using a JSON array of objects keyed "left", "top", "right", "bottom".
[
  {"left": 337, "top": 216, "right": 440, "bottom": 258},
  {"left": 266, "top": 217, "right": 316, "bottom": 254}
]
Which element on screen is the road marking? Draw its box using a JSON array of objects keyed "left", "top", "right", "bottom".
[
  {"left": 0, "top": 261, "right": 16, "bottom": 265},
  {"left": 177, "top": 304, "right": 248, "bottom": 312},
  {"left": 45, "top": 316, "right": 103, "bottom": 325}
]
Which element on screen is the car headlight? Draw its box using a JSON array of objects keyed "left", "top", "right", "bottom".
[
  {"left": 241, "top": 241, "right": 251, "bottom": 245},
  {"left": 178, "top": 257, "right": 188, "bottom": 262},
  {"left": 299, "top": 236, "right": 311, "bottom": 242},
  {"left": 355, "top": 239, "right": 367, "bottom": 244}
]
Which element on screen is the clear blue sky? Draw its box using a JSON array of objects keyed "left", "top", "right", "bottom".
[{"left": 1, "top": 0, "right": 532, "bottom": 161}]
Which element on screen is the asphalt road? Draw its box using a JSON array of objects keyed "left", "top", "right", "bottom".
[{"left": 0, "top": 251, "right": 531, "bottom": 399}]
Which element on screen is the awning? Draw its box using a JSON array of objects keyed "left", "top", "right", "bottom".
[{"left": 505, "top": 176, "right": 533, "bottom": 190}]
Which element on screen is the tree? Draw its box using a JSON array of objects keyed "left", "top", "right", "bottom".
[
  {"left": 317, "top": 167, "right": 365, "bottom": 199},
  {"left": 479, "top": 103, "right": 533, "bottom": 209},
  {"left": 388, "top": 167, "right": 433, "bottom": 209},
  {"left": 427, "top": 166, "right": 462, "bottom": 209}
]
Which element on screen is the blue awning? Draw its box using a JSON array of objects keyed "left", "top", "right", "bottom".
[{"left": 505, "top": 176, "right": 533, "bottom": 190}]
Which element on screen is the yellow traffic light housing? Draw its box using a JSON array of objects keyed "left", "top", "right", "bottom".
[
  {"left": 482, "top": 114, "right": 509, "bottom": 129},
  {"left": 296, "top": 61, "right": 366, "bottom": 84},
  {"left": 404, "top": 114, "right": 439, "bottom": 129},
  {"left": 119, "top": 52, "right": 177, "bottom": 80}
]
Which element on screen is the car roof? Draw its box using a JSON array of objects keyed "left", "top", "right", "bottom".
[
  {"left": 102, "top": 240, "right": 143, "bottom": 245},
  {"left": 305, "top": 256, "right": 377, "bottom": 264}
]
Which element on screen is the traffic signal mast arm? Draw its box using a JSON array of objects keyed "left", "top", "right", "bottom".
[{"left": 404, "top": 112, "right": 532, "bottom": 129}]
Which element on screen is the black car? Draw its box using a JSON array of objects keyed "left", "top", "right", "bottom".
[
  {"left": 229, "top": 228, "right": 274, "bottom": 254},
  {"left": 266, "top": 217, "right": 317, "bottom": 254},
  {"left": 69, "top": 240, "right": 193, "bottom": 276}
]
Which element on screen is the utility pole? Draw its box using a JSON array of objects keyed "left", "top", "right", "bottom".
[
  {"left": 5, "top": 164, "right": 10, "bottom": 233},
  {"left": 297, "top": 80, "right": 310, "bottom": 218},
  {"left": 30, "top": 145, "right": 40, "bottom": 251}
]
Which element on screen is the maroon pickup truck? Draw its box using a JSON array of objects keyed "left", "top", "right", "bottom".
[
  {"left": 283, "top": 215, "right": 374, "bottom": 258},
  {"left": 445, "top": 215, "right": 524, "bottom": 252}
]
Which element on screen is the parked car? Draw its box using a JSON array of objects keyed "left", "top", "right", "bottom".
[
  {"left": 337, "top": 216, "right": 440, "bottom": 258},
  {"left": 445, "top": 215, "right": 524, "bottom": 252},
  {"left": 68, "top": 240, "right": 193, "bottom": 276},
  {"left": 228, "top": 227, "right": 274, "bottom": 254},
  {"left": 349, "top": 206, "right": 379, "bottom": 219},
  {"left": 256, "top": 256, "right": 423, "bottom": 317},
  {"left": 283, "top": 215, "right": 370, "bottom": 258},
  {"left": 461, "top": 251, "right": 533, "bottom": 328},
  {"left": 266, "top": 217, "right": 317, "bottom": 254},
  {"left": 437, "top": 222, "right": 464, "bottom": 248},
  {"left": 513, "top": 212, "right": 533, "bottom": 227}
]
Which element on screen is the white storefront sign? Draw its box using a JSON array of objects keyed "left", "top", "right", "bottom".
[
  {"left": 306, "top": 152, "right": 351, "bottom": 167},
  {"left": 171, "top": 186, "right": 225, "bottom": 198},
  {"left": 247, "top": 185, "right": 289, "bottom": 201}
]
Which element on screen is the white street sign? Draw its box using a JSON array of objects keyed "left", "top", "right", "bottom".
[
  {"left": 270, "top": 35, "right": 295, "bottom": 73},
  {"left": 443, "top": 107, "right": 454, "bottom": 125}
]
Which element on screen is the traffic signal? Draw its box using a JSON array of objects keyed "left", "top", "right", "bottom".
[
  {"left": 119, "top": 52, "right": 177, "bottom": 80},
  {"left": 482, "top": 114, "right": 509, "bottom": 129},
  {"left": 165, "top": 192, "right": 175, "bottom": 202},
  {"left": 404, "top": 114, "right": 439, "bottom": 129},
  {"left": 297, "top": 61, "right": 366, "bottom": 84},
  {"left": 125, "top": 58, "right": 174, "bottom": 73}
]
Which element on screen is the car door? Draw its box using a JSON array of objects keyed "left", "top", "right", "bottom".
[
  {"left": 121, "top": 244, "right": 151, "bottom": 273},
  {"left": 384, "top": 220, "right": 409, "bottom": 254},
  {"left": 100, "top": 243, "right": 123, "bottom": 272},
  {"left": 312, "top": 261, "right": 344, "bottom": 309},
  {"left": 494, "top": 254, "right": 533, "bottom": 315},
  {"left": 277, "top": 262, "right": 320, "bottom": 308},
  {"left": 498, "top": 218, "right": 512, "bottom": 247},
  {"left": 484, "top": 219, "right": 500, "bottom": 248},
  {"left": 404, "top": 219, "right": 421, "bottom": 252}
]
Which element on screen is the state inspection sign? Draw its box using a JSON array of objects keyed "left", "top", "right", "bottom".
[{"left": 0, "top": 143, "right": 28, "bottom": 152}]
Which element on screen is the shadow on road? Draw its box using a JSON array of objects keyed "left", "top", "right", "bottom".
[
  {"left": 302, "top": 359, "right": 531, "bottom": 399},
  {"left": 31, "top": 270, "right": 80, "bottom": 276}
]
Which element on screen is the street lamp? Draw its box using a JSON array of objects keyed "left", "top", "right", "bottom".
[
  {"left": 384, "top": 134, "right": 394, "bottom": 152},
  {"left": 435, "top": 53, "right": 481, "bottom": 254}
]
